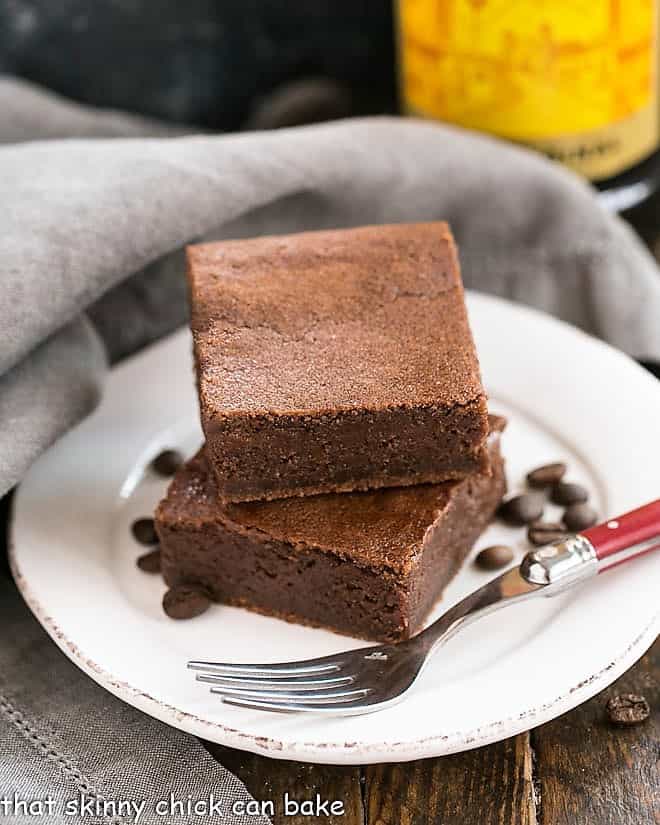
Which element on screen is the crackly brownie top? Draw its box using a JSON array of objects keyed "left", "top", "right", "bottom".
[
  {"left": 187, "top": 222, "right": 486, "bottom": 416},
  {"left": 156, "top": 417, "right": 505, "bottom": 574}
]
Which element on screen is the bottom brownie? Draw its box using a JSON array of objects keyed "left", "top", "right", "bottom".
[{"left": 155, "top": 417, "right": 506, "bottom": 642}]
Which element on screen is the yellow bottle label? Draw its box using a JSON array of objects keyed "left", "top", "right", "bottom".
[{"left": 398, "top": 0, "right": 658, "bottom": 180}]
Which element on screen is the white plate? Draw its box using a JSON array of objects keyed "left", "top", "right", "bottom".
[{"left": 10, "top": 293, "right": 660, "bottom": 765}]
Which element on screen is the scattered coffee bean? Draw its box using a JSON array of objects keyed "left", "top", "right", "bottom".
[
  {"left": 152, "top": 449, "right": 184, "bottom": 478},
  {"left": 498, "top": 493, "right": 545, "bottom": 526},
  {"left": 163, "top": 585, "right": 211, "bottom": 620},
  {"left": 136, "top": 548, "right": 161, "bottom": 574},
  {"left": 606, "top": 694, "right": 650, "bottom": 726},
  {"left": 551, "top": 482, "right": 589, "bottom": 506},
  {"left": 526, "top": 462, "right": 567, "bottom": 488},
  {"left": 563, "top": 503, "right": 598, "bottom": 531},
  {"left": 131, "top": 517, "right": 158, "bottom": 545},
  {"left": 527, "top": 521, "right": 568, "bottom": 546},
  {"left": 475, "top": 545, "right": 514, "bottom": 570}
]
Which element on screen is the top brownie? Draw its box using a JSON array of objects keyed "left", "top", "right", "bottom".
[{"left": 187, "top": 222, "right": 489, "bottom": 502}]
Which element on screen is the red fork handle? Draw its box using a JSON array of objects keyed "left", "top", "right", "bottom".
[{"left": 582, "top": 499, "right": 660, "bottom": 572}]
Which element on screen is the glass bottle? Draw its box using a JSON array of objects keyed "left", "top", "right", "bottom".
[{"left": 397, "top": 0, "right": 659, "bottom": 211}]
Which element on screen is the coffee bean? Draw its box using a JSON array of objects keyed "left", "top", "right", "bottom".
[
  {"left": 163, "top": 585, "right": 211, "bottom": 620},
  {"left": 606, "top": 694, "right": 650, "bottom": 726},
  {"left": 152, "top": 449, "right": 184, "bottom": 477},
  {"left": 136, "top": 548, "right": 161, "bottom": 574},
  {"left": 131, "top": 517, "right": 158, "bottom": 545},
  {"left": 475, "top": 545, "right": 514, "bottom": 570},
  {"left": 551, "top": 482, "right": 588, "bottom": 506},
  {"left": 527, "top": 521, "right": 569, "bottom": 546},
  {"left": 563, "top": 503, "right": 598, "bottom": 531},
  {"left": 526, "top": 462, "right": 567, "bottom": 488},
  {"left": 498, "top": 493, "right": 545, "bottom": 526}
]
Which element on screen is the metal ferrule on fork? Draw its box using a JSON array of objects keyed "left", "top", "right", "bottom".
[{"left": 520, "top": 534, "right": 598, "bottom": 591}]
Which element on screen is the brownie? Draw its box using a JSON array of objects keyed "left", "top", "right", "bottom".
[
  {"left": 155, "top": 417, "right": 506, "bottom": 642},
  {"left": 187, "top": 222, "right": 489, "bottom": 502}
]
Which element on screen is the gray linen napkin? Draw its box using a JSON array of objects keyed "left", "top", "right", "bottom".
[{"left": 2, "top": 75, "right": 660, "bottom": 822}]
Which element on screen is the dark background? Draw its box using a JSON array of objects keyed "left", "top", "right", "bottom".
[{"left": 0, "top": 0, "right": 396, "bottom": 129}]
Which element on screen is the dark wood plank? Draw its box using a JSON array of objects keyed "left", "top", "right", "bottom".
[
  {"left": 364, "top": 733, "right": 537, "bottom": 825},
  {"left": 205, "top": 743, "right": 364, "bottom": 825},
  {"left": 532, "top": 636, "right": 659, "bottom": 825}
]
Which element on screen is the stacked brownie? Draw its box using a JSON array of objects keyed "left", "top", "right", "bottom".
[{"left": 155, "top": 223, "right": 506, "bottom": 642}]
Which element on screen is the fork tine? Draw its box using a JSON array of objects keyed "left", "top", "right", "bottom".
[
  {"left": 196, "top": 673, "right": 355, "bottom": 690},
  {"left": 187, "top": 657, "right": 347, "bottom": 678},
  {"left": 211, "top": 686, "right": 370, "bottom": 704},
  {"left": 217, "top": 694, "right": 384, "bottom": 715}
]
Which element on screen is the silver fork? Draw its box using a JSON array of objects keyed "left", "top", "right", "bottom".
[{"left": 188, "top": 500, "right": 660, "bottom": 715}]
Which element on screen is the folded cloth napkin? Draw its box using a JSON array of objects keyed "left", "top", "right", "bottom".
[{"left": 1, "top": 75, "right": 660, "bottom": 822}]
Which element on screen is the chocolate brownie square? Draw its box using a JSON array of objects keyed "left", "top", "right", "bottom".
[
  {"left": 187, "top": 222, "right": 489, "bottom": 502},
  {"left": 155, "top": 417, "right": 506, "bottom": 642}
]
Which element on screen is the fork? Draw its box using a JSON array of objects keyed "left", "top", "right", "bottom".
[{"left": 188, "top": 499, "right": 660, "bottom": 715}]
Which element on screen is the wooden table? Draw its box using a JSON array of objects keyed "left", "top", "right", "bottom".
[{"left": 205, "top": 639, "right": 658, "bottom": 824}]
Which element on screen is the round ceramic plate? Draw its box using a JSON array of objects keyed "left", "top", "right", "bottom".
[{"left": 10, "top": 293, "right": 660, "bottom": 765}]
